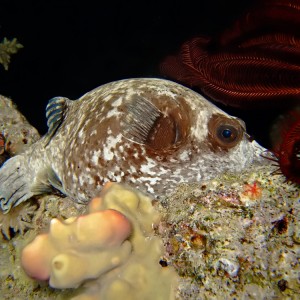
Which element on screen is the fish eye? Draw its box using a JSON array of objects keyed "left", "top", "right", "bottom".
[
  {"left": 217, "top": 125, "right": 238, "bottom": 142},
  {"left": 208, "top": 114, "right": 244, "bottom": 150}
]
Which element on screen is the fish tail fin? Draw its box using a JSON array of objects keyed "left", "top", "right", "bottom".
[{"left": 0, "top": 154, "right": 34, "bottom": 213}]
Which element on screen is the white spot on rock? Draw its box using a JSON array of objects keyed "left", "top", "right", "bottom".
[{"left": 216, "top": 258, "right": 240, "bottom": 277}]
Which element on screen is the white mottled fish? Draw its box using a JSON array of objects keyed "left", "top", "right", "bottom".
[{"left": 0, "top": 78, "right": 265, "bottom": 213}]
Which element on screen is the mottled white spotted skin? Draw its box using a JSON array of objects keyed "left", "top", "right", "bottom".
[{"left": 0, "top": 78, "right": 266, "bottom": 211}]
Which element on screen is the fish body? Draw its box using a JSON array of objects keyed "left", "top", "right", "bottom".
[{"left": 0, "top": 78, "right": 265, "bottom": 213}]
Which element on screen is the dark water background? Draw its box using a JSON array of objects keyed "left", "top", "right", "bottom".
[{"left": 0, "top": 0, "right": 278, "bottom": 147}]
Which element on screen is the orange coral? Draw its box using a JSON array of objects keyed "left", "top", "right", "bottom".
[{"left": 242, "top": 181, "right": 263, "bottom": 200}]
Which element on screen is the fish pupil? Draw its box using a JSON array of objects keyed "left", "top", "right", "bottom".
[
  {"left": 217, "top": 125, "right": 237, "bottom": 142},
  {"left": 222, "top": 129, "right": 232, "bottom": 138}
]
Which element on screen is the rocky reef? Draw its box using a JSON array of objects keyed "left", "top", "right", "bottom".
[
  {"left": 156, "top": 165, "right": 300, "bottom": 299},
  {"left": 0, "top": 95, "right": 40, "bottom": 165},
  {"left": 0, "top": 95, "right": 40, "bottom": 238},
  {"left": 0, "top": 97, "right": 299, "bottom": 299}
]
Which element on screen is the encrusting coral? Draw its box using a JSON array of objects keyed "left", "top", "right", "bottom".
[{"left": 21, "top": 182, "right": 178, "bottom": 300}]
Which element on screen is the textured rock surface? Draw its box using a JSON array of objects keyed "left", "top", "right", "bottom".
[
  {"left": 1, "top": 163, "right": 299, "bottom": 299},
  {"left": 156, "top": 164, "right": 300, "bottom": 299},
  {"left": 0, "top": 95, "right": 40, "bottom": 159}
]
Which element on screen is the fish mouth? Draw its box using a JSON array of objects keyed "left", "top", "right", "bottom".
[
  {"left": 250, "top": 140, "right": 270, "bottom": 164},
  {"left": 243, "top": 132, "right": 270, "bottom": 164}
]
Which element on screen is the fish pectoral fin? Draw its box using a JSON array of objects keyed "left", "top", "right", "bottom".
[
  {"left": 122, "top": 94, "right": 162, "bottom": 145},
  {"left": 0, "top": 155, "right": 34, "bottom": 214},
  {"left": 31, "top": 167, "right": 66, "bottom": 196},
  {"left": 44, "top": 96, "right": 70, "bottom": 145}
]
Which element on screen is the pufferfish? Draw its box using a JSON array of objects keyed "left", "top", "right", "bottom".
[{"left": 0, "top": 78, "right": 265, "bottom": 213}]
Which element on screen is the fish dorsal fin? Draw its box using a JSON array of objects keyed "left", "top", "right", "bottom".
[{"left": 45, "top": 97, "right": 69, "bottom": 144}]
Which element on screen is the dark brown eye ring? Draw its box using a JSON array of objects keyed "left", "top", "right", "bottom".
[{"left": 208, "top": 114, "right": 245, "bottom": 150}]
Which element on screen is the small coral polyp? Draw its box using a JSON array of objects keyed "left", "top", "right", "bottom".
[
  {"left": 21, "top": 182, "right": 177, "bottom": 300},
  {"left": 242, "top": 181, "right": 262, "bottom": 200}
]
